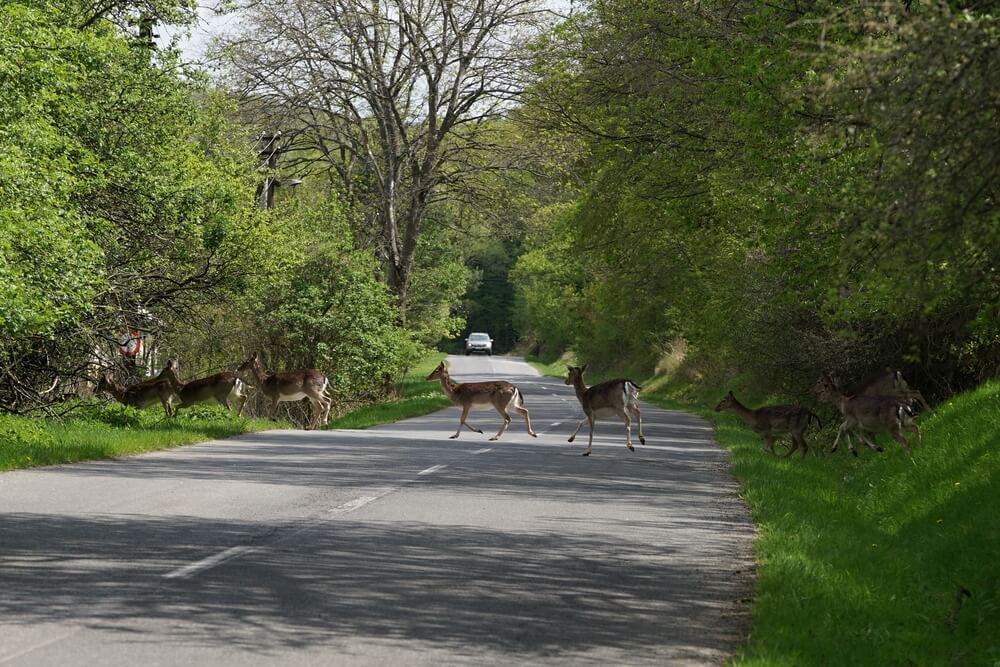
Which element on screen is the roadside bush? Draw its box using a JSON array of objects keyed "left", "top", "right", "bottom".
[{"left": 0, "top": 415, "right": 55, "bottom": 449}]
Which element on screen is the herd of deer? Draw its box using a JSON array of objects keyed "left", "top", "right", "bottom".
[
  {"left": 96, "top": 352, "right": 334, "bottom": 429},
  {"left": 96, "top": 354, "right": 929, "bottom": 458},
  {"left": 715, "top": 368, "right": 930, "bottom": 458}
]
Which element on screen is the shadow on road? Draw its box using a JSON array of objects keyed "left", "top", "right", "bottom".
[{"left": 0, "top": 511, "right": 749, "bottom": 661}]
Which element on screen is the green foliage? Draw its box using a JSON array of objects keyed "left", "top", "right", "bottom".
[
  {"left": 0, "top": 414, "right": 56, "bottom": 450},
  {"left": 325, "top": 353, "right": 451, "bottom": 429},
  {"left": 510, "top": 204, "right": 583, "bottom": 358},
  {"left": 0, "top": 0, "right": 273, "bottom": 410},
  {"left": 514, "top": 0, "right": 999, "bottom": 398}
]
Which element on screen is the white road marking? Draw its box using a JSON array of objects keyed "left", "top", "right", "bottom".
[
  {"left": 163, "top": 545, "right": 256, "bottom": 580},
  {"left": 472, "top": 448, "right": 492, "bottom": 454},
  {"left": 418, "top": 464, "right": 447, "bottom": 475},
  {"left": 551, "top": 422, "right": 562, "bottom": 428},
  {"left": 0, "top": 628, "right": 83, "bottom": 664},
  {"left": 329, "top": 495, "right": 381, "bottom": 515}
]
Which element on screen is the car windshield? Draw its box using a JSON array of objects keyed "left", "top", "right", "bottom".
[{"left": 469, "top": 333, "right": 490, "bottom": 341}]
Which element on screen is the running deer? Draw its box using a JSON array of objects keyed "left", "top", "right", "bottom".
[
  {"left": 565, "top": 365, "right": 645, "bottom": 456},
  {"left": 426, "top": 361, "right": 537, "bottom": 440},
  {"left": 96, "top": 371, "right": 180, "bottom": 417},
  {"left": 714, "top": 391, "right": 822, "bottom": 458},
  {"left": 832, "top": 367, "right": 930, "bottom": 411},
  {"left": 161, "top": 359, "right": 250, "bottom": 416},
  {"left": 238, "top": 352, "right": 332, "bottom": 429},
  {"left": 813, "top": 372, "right": 921, "bottom": 456}
]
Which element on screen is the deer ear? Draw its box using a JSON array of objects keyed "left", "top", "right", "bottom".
[
  {"left": 581, "top": 364, "right": 588, "bottom": 373},
  {"left": 728, "top": 390, "right": 734, "bottom": 396}
]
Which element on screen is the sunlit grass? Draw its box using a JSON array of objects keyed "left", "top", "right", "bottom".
[
  {"left": 525, "top": 351, "right": 576, "bottom": 379},
  {"left": 0, "top": 405, "right": 275, "bottom": 471},
  {"left": 643, "top": 380, "right": 1000, "bottom": 666}
]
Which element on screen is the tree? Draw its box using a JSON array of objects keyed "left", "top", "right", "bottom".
[
  {"left": 218, "top": 0, "right": 549, "bottom": 316},
  {"left": 0, "top": 0, "right": 273, "bottom": 411}
]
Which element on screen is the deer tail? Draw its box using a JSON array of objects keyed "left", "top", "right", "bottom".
[{"left": 514, "top": 386, "right": 526, "bottom": 407}]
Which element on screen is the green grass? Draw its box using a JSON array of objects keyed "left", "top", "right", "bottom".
[
  {"left": 0, "top": 403, "right": 275, "bottom": 471},
  {"left": 642, "top": 380, "right": 1000, "bottom": 666},
  {"left": 525, "top": 351, "right": 575, "bottom": 379},
  {"left": 325, "top": 352, "right": 451, "bottom": 429}
]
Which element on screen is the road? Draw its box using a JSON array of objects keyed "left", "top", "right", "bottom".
[{"left": 0, "top": 355, "right": 754, "bottom": 666}]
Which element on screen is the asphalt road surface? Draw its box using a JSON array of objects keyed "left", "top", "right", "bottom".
[{"left": 0, "top": 355, "right": 754, "bottom": 666}]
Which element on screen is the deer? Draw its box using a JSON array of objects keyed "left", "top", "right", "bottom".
[
  {"left": 159, "top": 359, "right": 250, "bottom": 416},
  {"left": 96, "top": 371, "right": 180, "bottom": 417},
  {"left": 237, "top": 352, "right": 332, "bottom": 429},
  {"left": 829, "top": 367, "right": 930, "bottom": 411},
  {"left": 714, "top": 391, "right": 822, "bottom": 457},
  {"left": 426, "top": 361, "right": 537, "bottom": 440},
  {"left": 813, "top": 372, "right": 921, "bottom": 456},
  {"left": 564, "top": 365, "right": 645, "bottom": 457}
]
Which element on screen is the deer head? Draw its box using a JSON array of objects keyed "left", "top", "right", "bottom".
[{"left": 715, "top": 390, "right": 738, "bottom": 412}]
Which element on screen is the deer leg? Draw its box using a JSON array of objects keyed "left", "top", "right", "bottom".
[
  {"left": 490, "top": 407, "right": 512, "bottom": 441},
  {"left": 568, "top": 418, "right": 586, "bottom": 443},
  {"left": 160, "top": 394, "right": 173, "bottom": 418},
  {"left": 512, "top": 393, "right": 537, "bottom": 437},
  {"left": 321, "top": 396, "right": 333, "bottom": 425},
  {"left": 889, "top": 429, "right": 912, "bottom": 454},
  {"left": 307, "top": 397, "right": 326, "bottom": 430},
  {"left": 856, "top": 429, "right": 883, "bottom": 452},
  {"left": 782, "top": 433, "right": 800, "bottom": 458},
  {"left": 582, "top": 416, "right": 596, "bottom": 456},
  {"left": 761, "top": 433, "right": 776, "bottom": 455},
  {"left": 452, "top": 405, "right": 474, "bottom": 439},
  {"left": 629, "top": 403, "right": 645, "bottom": 445},
  {"left": 832, "top": 421, "right": 852, "bottom": 454},
  {"left": 618, "top": 409, "right": 635, "bottom": 452}
]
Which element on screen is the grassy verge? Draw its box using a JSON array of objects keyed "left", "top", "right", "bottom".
[
  {"left": 0, "top": 403, "right": 275, "bottom": 472},
  {"left": 641, "top": 379, "right": 1000, "bottom": 665},
  {"left": 525, "top": 351, "right": 575, "bottom": 379},
  {"left": 325, "top": 352, "right": 451, "bottom": 429}
]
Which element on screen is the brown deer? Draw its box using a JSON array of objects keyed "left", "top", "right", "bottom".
[
  {"left": 813, "top": 372, "right": 921, "bottom": 456},
  {"left": 714, "top": 391, "right": 822, "bottom": 457},
  {"left": 426, "top": 361, "right": 537, "bottom": 440},
  {"left": 832, "top": 367, "right": 930, "bottom": 410},
  {"left": 161, "top": 359, "right": 250, "bottom": 416},
  {"left": 238, "top": 352, "right": 332, "bottom": 429},
  {"left": 564, "top": 365, "right": 645, "bottom": 456},
  {"left": 96, "top": 372, "right": 180, "bottom": 417}
]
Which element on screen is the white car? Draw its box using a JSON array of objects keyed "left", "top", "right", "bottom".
[{"left": 465, "top": 332, "right": 493, "bottom": 356}]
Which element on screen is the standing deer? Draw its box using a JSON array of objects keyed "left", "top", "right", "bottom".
[
  {"left": 161, "top": 359, "right": 250, "bottom": 416},
  {"left": 813, "top": 372, "right": 921, "bottom": 456},
  {"left": 426, "top": 361, "right": 537, "bottom": 440},
  {"left": 831, "top": 367, "right": 930, "bottom": 410},
  {"left": 238, "top": 352, "right": 332, "bottom": 429},
  {"left": 565, "top": 365, "right": 645, "bottom": 456},
  {"left": 96, "top": 372, "right": 180, "bottom": 417},
  {"left": 714, "top": 391, "right": 822, "bottom": 457}
]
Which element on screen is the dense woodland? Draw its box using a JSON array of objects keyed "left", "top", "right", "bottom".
[{"left": 1, "top": 0, "right": 997, "bottom": 414}]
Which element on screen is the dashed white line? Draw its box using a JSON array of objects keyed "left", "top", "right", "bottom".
[
  {"left": 550, "top": 422, "right": 562, "bottom": 428},
  {"left": 472, "top": 448, "right": 493, "bottom": 454},
  {"left": 329, "top": 495, "right": 381, "bottom": 515},
  {"left": 0, "top": 628, "right": 83, "bottom": 664},
  {"left": 163, "top": 545, "right": 256, "bottom": 580},
  {"left": 418, "top": 464, "right": 448, "bottom": 476}
]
